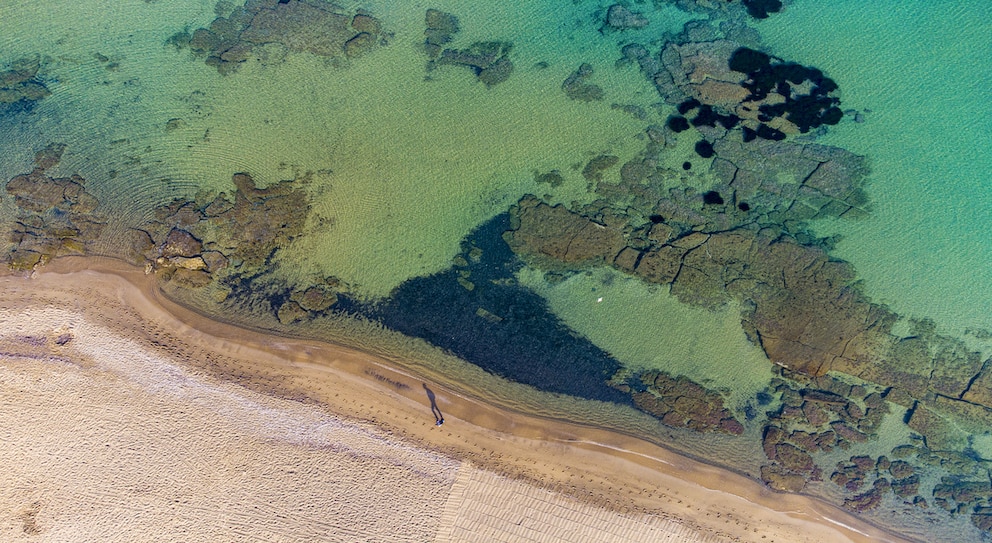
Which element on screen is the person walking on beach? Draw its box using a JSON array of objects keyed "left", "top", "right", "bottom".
[{"left": 423, "top": 383, "right": 444, "bottom": 426}]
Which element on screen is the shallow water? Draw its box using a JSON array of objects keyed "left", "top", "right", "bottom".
[
  {"left": 758, "top": 0, "right": 992, "bottom": 336},
  {"left": 2, "top": 1, "right": 991, "bottom": 541}
]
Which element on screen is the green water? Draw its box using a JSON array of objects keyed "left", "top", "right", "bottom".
[
  {"left": 518, "top": 267, "right": 773, "bottom": 410},
  {"left": 758, "top": 1, "right": 992, "bottom": 337},
  {"left": 3, "top": 1, "right": 992, "bottom": 541}
]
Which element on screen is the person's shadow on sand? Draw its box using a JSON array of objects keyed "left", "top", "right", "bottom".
[{"left": 423, "top": 384, "right": 444, "bottom": 426}]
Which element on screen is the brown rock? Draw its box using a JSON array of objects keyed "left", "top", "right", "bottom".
[
  {"left": 605, "top": 5, "right": 649, "bottom": 30},
  {"left": 775, "top": 443, "right": 815, "bottom": 472},
  {"left": 437, "top": 42, "right": 513, "bottom": 86},
  {"left": 352, "top": 14, "right": 382, "bottom": 35},
  {"left": 831, "top": 421, "right": 867, "bottom": 444},
  {"left": 160, "top": 228, "right": 203, "bottom": 258},
  {"left": 277, "top": 301, "right": 307, "bottom": 325},
  {"left": 582, "top": 154, "right": 619, "bottom": 181},
  {"left": 505, "top": 197, "right": 624, "bottom": 267},
  {"left": 633, "top": 245, "right": 683, "bottom": 284},
  {"left": 612, "top": 247, "right": 640, "bottom": 273},
  {"left": 907, "top": 403, "right": 968, "bottom": 451},
  {"left": 201, "top": 251, "right": 228, "bottom": 272},
  {"left": 242, "top": 2, "right": 353, "bottom": 57},
  {"left": 294, "top": 285, "right": 338, "bottom": 312},
  {"left": 344, "top": 32, "right": 377, "bottom": 58},
  {"left": 802, "top": 401, "right": 831, "bottom": 427},
  {"left": 478, "top": 55, "right": 514, "bottom": 87},
  {"left": 844, "top": 481, "right": 885, "bottom": 512},
  {"left": 760, "top": 464, "right": 806, "bottom": 492},
  {"left": 425, "top": 9, "right": 459, "bottom": 57},
  {"left": 563, "top": 63, "right": 605, "bottom": 102},
  {"left": 929, "top": 338, "right": 985, "bottom": 398}
]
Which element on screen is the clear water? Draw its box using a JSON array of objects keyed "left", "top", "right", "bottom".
[
  {"left": 2, "top": 1, "right": 991, "bottom": 541},
  {"left": 759, "top": 0, "right": 992, "bottom": 336}
]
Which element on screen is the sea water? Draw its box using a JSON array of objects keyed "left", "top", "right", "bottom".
[
  {"left": 758, "top": 1, "right": 992, "bottom": 337},
  {"left": 2, "top": 1, "right": 991, "bottom": 541}
]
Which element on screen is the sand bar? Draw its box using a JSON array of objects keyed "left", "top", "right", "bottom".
[{"left": 0, "top": 257, "right": 913, "bottom": 542}]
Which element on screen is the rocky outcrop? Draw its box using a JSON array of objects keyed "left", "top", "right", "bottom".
[
  {"left": 424, "top": 9, "right": 460, "bottom": 59},
  {"left": 172, "top": 1, "right": 387, "bottom": 74},
  {"left": 628, "top": 370, "right": 744, "bottom": 435},
  {"left": 604, "top": 5, "right": 649, "bottom": 30},
  {"left": 436, "top": 41, "right": 514, "bottom": 87},
  {"left": 422, "top": 10, "right": 513, "bottom": 87},
  {"left": 504, "top": 196, "right": 625, "bottom": 268},
  {"left": 1, "top": 56, "right": 50, "bottom": 113},
  {"left": 4, "top": 144, "right": 106, "bottom": 270},
  {"left": 135, "top": 172, "right": 308, "bottom": 288},
  {"left": 562, "top": 63, "right": 604, "bottom": 102}
]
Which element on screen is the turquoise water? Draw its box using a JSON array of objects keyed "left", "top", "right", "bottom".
[
  {"left": 2, "top": 1, "right": 992, "bottom": 541},
  {"left": 759, "top": 1, "right": 992, "bottom": 336}
]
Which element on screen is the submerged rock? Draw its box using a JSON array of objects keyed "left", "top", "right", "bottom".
[
  {"left": 424, "top": 9, "right": 459, "bottom": 59},
  {"left": 3, "top": 144, "right": 106, "bottom": 270},
  {"left": 630, "top": 370, "right": 744, "bottom": 435},
  {"left": 435, "top": 41, "right": 514, "bottom": 87},
  {"left": 173, "top": 1, "right": 387, "bottom": 73},
  {"left": 0, "top": 56, "right": 50, "bottom": 112},
  {"left": 604, "top": 5, "right": 649, "bottom": 30},
  {"left": 562, "top": 63, "right": 604, "bottom": 102}
]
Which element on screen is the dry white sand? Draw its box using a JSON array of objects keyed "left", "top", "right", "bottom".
[{"left": 0, "top": 258, "right": 912, "bottom": 542}]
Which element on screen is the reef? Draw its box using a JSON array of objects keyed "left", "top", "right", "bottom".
[
  {"left": 603, "top": 5, "right": 650, "bottom": 31},
  {"left": 127, "top": 171, "right": 309, "bottom": 295},
  {"left": 562, "top": 63, "right": 605, "bottom": 102},
  {"left": 0, "top": 56, "right": 50, "bottom": 115},
  {"left": 4, "top": 144, "right": 106, "bottom": 270},
  {"left": 170, "top": 0, "right": 388, "bottom": 74},
  {"left": 423, "top": 10, "right": 514, "bottom": 87},
  {"left": 624, "top": 371, "right": 744, "bottom": 435}
]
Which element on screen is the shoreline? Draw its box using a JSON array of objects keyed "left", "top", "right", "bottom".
[{"left": 0, "top": 256, "right": 912, "bottom": 542}]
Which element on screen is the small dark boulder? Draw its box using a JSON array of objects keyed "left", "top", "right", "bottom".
[
  {"left": 742, "top": 0, "right": 783, "bottom": 20},
  {"left": 667, "top": 115, "right": 690, "bottom": 132},
  {"left": 702, "top": 191, "right": 724, "bottom": 205},
  {"left": 694, "top": 140, "right": 715, "bottom": 158},
  {"left": 729, "top": 47, "right": 772, "bottom": 74}
]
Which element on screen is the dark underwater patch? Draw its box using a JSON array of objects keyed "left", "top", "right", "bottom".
[
  {"left": 361, "top": 214, "right": 629, "bottom": 404},
  {"left": 742, "top": 0, "right": 783, "bottom": 19}
]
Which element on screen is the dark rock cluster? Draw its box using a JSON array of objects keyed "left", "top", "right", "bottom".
[
  {"left": 170, "top": 0, "right": 387, "bottom": 74},
  {"left": 625, "top": 370, "right": 744, "bottom": 434},
  {"left": 0, "top": 57, "right": 50, "bottom": 114},
  {"left": 4, "top": 144, "right": 106, "bottom": 270},
  {"left": 423, "top": 10, "right": 513, "bottom": 87},
  {"left": 562, "top": 63, "right": 605, "bottom": 102},
  {"left": 758, "top": 375, "right": 887, "bottom": 491},
  {"left": 654, "top": 40, "right": 843, "bottom": 144},
  {"left": 603, "top": 4, "right": 650, "bottom": 31},
  {"left": 830, "top": 455, "right": 922, "bottom": 513},
  {"left": 130, "top": 172, "right": 308, "bottom": 289}
]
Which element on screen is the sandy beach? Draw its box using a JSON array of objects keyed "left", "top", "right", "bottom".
[{"left": 0, "top": 257, "right": 911, "bottom": 542}]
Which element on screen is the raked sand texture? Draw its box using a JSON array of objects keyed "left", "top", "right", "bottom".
[{"left": 0, "top": 259, "right": 908, "bottom": 543}]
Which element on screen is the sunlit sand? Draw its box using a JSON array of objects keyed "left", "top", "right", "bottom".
[{"left": 0, "top": 258, "right": 906, "bottom": 542}]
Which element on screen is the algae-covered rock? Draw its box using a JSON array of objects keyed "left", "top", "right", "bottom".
[
  {"left": 0, "top": 56, "right": 50, "bottom": 110},
  {"left": 504, "top": 196, "right": 625, "bottom": 268},
  {"left": 604, "top": 4, "right": 649, "bottom": 30},
  {"left": 760, "top": 464, "right": 806, "bottom": 492},
  {"left": 3, "top": 144, "right": 106, "bottom": 269},
  {"left": 436, "top": 41, "right": 514, "bottom": 87},
  {"left": 629, "top": 370, "right": 744, "bottom": 435},
  {"left": 175, "top": 1, "right": 386, "bottom": 73},
  {"left": 424, "top": 9, "right": 459, "bottom": 58},
  {"left": 562, "top": 63, "right": 604, "bottom": 102}
]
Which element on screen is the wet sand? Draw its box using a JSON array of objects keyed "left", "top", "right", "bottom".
[{"left": 0, "top": 257, "right": 911, "bottom": 542}]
